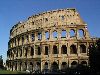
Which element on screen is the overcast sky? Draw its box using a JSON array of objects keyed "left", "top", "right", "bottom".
[{"left": 0, "top": 0, "right": 100, "bottom": 62}]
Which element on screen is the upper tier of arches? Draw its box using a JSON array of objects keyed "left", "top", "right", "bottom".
[{"left": 10, "top": 8, "right": 86, "bottom": 39}]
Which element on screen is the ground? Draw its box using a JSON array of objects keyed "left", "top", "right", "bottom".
[{"left": 0, "top": 70, "right": 29, "bottom": 74}]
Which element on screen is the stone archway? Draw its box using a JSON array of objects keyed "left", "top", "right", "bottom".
[
  {"left": 80, "top": 44, "right": 86, "bottom": 53},
  {"left": 51, "top": 62, "right": 59, "bottom": 72},
  {"left": 61, "top": 45, "right": 67, "bottom": 54},
  {"left": 61, "top": 62, "right": 67, "bottom": 71},
  {"left": 81, "top": 61, "right": 87, "bottom": 66},
  {"left": 71, "top": 61, "right": 77, "bottom": 67},
  {"left": 70, "top": 44, "right": 77, "bottom": 54},
  {"left": 35, "top": 62, "right": 41, "bottom": 71},
  {"left": 44, "top": 62, "right": 48, "bottom": 69}
]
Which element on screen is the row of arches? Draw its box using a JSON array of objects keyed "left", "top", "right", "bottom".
[
  {"left": 7, "top": 60, "right": 87, "bottom": 71},
  {"left": 31, "top": 29, "right": 84, "bottom": 41},
  {"left": 45, "top": 29, "right": 84, "bottom": 40},
  {"left": 49, "top": 44, "right": 86, "bottom": 54},
  {"left": 9, "top": 29, "right": 85, "bottom": 48},
  {"left": 7, "top": 44, "right": 86, "bottom": 59}
]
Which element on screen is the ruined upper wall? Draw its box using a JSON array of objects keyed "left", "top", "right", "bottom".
[{"left": 10, "top": 8, "right": 86, "bottom": 39}]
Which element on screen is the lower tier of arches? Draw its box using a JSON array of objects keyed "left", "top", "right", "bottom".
[{"left": 6, "top": 58, "right": 88, "bottom": 72}]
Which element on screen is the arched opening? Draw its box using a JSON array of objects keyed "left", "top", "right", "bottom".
[
  {"left": 61, "top": 45, "right": 67, "bottom": 54},
  {"left": 44, "top": 62, "right": 48, "bottom": 69},
  {"left": 61, "top": 15, "right": 65, "bottom": 20},
  {"left": 23, "top": 62, "right": 27, "bottom": 71},
  {"left": 36, "top": 62, "right": 41, "bottom": 71},
  {"left": 81, "top": 61, "right": 87, "bottom": 66},
  {"left": 9, "top": 62, "right": 11, "bottom": 70},
  {"left": 45, "top": 46, "right": 48, "bottom": 55},
  {"left": 22, "top": 36, "right": 24, "bottom": 45},
  {"left": 29, "top": 62, "right": 33, "bottom": 71},
  {"left": 61, "top": 30, "right": 66, "bottom": 38},
  {"left": 26, "top": 35, "right": 29, "bottom": 42},
  {"left": 38, "top": 46, "right": 41, "bottom": 55},
  {"left": 38, "top": 32, "right": 42, "bottom": 40},
  {"left": 61, "top": 62, "right": 67, "bottom": 70},
  {"left": 70, "top": 29, "right": 75, "bottom": 38},
  {"left": 20, "top": 49, "right": 22, "bottom": 57},
  {"left": 25, "top": 48, "right": 28, "bottom": 57},
  {"left": 45, "top": 18, "right": 48, "bottom": 22},
  {"left": 31, "top": 33, "right": 35, "bottom": 41},
  {"left": 53, "top": 45, "right": 58, "bottom": 54},
  {"left": 17, "top": 37, "right": 20, "bottom": 46},
  {"left": 70, "top": 44, "right": 77, "bottom": 54},
  {"left": 71, "top": 61, "right": 77, "bottom": 67},
  {"left": 80, "top": 44, "right": 86, "bottom": 53},
  {"left": 16, "top": 50, "right": 18, "bottom": 57},
  {"left": 15, "top": 62, "right": 17, "bottom": 71},
  {"left": 30, "top": 47, "right": 34, "bottom": 56},
  {"left": 51, "top": 62, "right": 58, "bottom": 72},
  {"left": 53, "top": 31, "right": 58, "bottom": 39},
  {"left": 78, "top": 29, "right": 84, "bottom": 38},
  {"left": 45, "top": 31, "right": 49, "bottom": 40},
  {"left": 14, "top": 38, "right": 16, "bottom": 46}
]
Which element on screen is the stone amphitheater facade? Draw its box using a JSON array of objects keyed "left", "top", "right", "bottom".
[{"left": 6, "top": 8, "right": 96, "bottom": 72}]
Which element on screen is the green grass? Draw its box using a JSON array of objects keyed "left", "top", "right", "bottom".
[{"left": 0, "top": 70, "right": 27, "bottom": 74}]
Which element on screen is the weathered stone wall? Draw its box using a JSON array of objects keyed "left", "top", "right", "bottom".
[{"left": 6, "top": 8, "right": 96, "bottom": 72}]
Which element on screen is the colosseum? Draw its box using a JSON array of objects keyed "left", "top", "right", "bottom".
[{"left": 6, "top": 8, "right": 96, "bottom": 72}]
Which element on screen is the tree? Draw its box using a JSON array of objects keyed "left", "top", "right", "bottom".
[
  {"left": 89, "top": 38, "right": 100, "bottom": 73},
  {"left": 0, "top": 55, "right": 3, "bottom": 69}
]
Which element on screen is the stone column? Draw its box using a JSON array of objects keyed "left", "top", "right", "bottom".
[
  {"left": 67, "top": 43, "right": 70, "bottom": 56},
  {"left": 27, "top": 47, "right": 30, "bottom": 58},
  {"left": 10, "top": 62, "right": 12, "bottom": 71},
  {"left": 42, "top": 30, "right": 45, "bottom": 41},
  {"left": 35, "top": 32, "right": 38, "bottom": 41},
  {"left": 59, "top": 60, "right": 61, "bottom": 70},
  {"left": 21, "top": 62, "right": 23, "bottom": 71},
  {"left": 29, "top": 47, "right": 31, "bottom": 58},
  {"left": 58, "top": 29, "right": 61, "bottom": 40},
  {"left": 19, "top": 36, "right": 21, "bottom": 46},
  {"left": 50, "top": 29, "right": 53, "bottom": 40},
  {"left": 86, "top": 42, "right": 89, "bottom": 55},
  {"left": 24, "top": 35, "right": 27, "bottom": 44},
  {"left": 16, "top": 38, "right": 18, "bottom": 46},
  {"left": 34, "top": 45, "right": 36, "bottom": 57},
  {"left": 22, "top": 46, "right": 24, "bottom": 58},
  {"left": 41, "top": 61, "right": 43, "bottom": 72},
  {"left": 66, "top": 30, "right": 67, "bottom": 38},
  {"left": 48, "top": 61, "right": 51, "bottom": 70},
  {"left": 68, "top": 60, "right": 71, "bottom": 67},
  {"left": 29, "top": 34, "right": 31, "bottom": 43},
  {"left": 49, "top": 44, "right": 52, "bottom": 55},
  {"left": 58, "top": 43, "right": 61, "bottom": 56},
  {"left": 17, "top": 62, "right": 20, "bottom": 71},
  {"left": 18, "top": 48, "right": 20, "bottom": 58},
  {"left": 75, "top": 29, "right": 77, "bottom": 39},
  {"left": 84, "top": 27, "right": 90, "bottom": 39},
  {"left": 27, "top": 61, "right": 29, "bottom": 70},
  {"left": 76, "top": 29, "right": 79, "bottom": 39},
  {"left": 42, "top": 45, "right": 45, "bottom": 55},
  {"left": 6, "top": 64, "right": 8, "bottom": 70},
  {"left": 67, "top": 29, "right": 70, "bottom": 39},
  {"left": 77, "top": 44, "right": 80, "bottom": 56}
]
